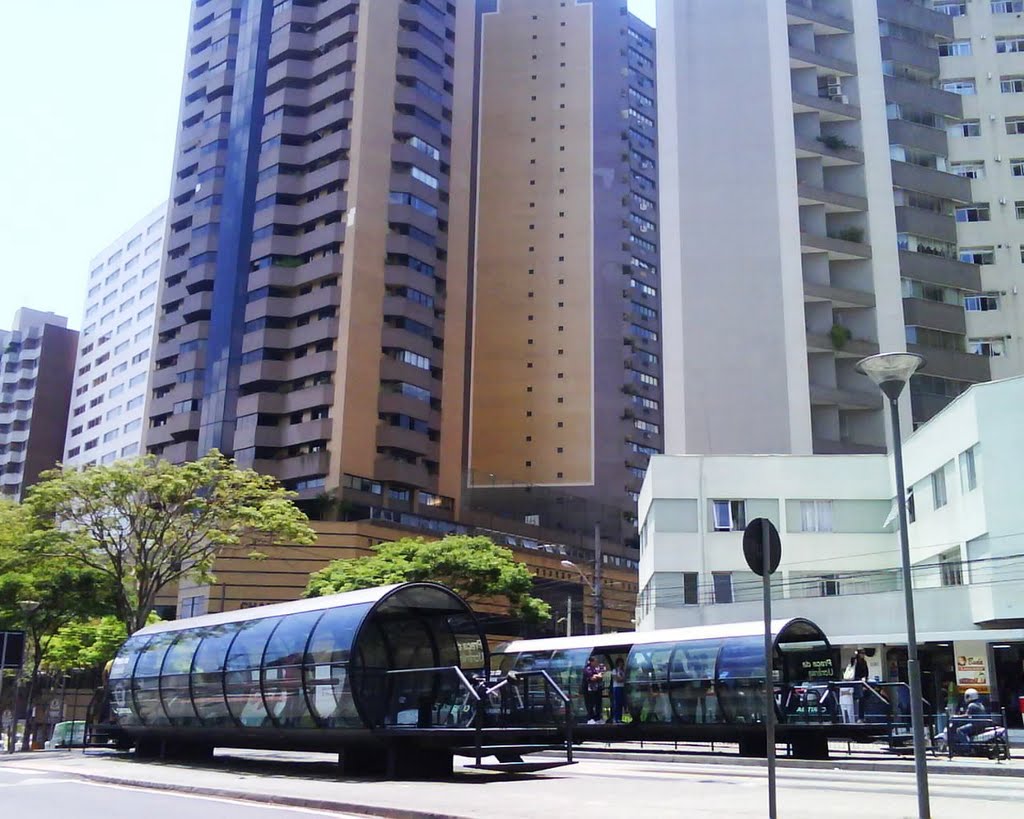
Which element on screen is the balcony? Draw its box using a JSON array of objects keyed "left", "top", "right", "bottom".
[
  {"left": 255, "top": 451, "right": 331, "bottom": 483},
  {"left": 786, "top": 1, "right": 854, "bottom": 35},
  {"left": 894, "top": 206, "right": 957, "bottom": 244},
  {"left": 789, "top": 45, "right": 856, "bottom": 77},
  {"left": 797, "top": 183, "right": 868, "bottom": 213},
  {"left": 374, "top": 454, "right": 432, "bottom": 488},
  {"left": 812, "top": 437, "right": 886, "bottom": 455},
  {"left": 803, "top": 281, "right": 875, "bottom": 309},
  {"left": 897, "top": 250, "right": 982, "bottom": 291},
  {"left": 806, "top": 332, "right": 880, "bottom": 359},
  {"left": 876, "top": 0, "right": 953, "bottom": 39},
  {"left": 890, "top": 161, "right": 971, "bottom": 203},
  {"left": 886, "top": 118, "right": 948, "bottom": 156},
  {"left": 809, "top": 384, "right": 883, "bottom": 411},
  {"left": 792, "top": 91, "right": 860, "bottom": 122},
  {"left": 800, "top": 232, "right": 872, "bottom": 260},
  {"left": 794, "top": 131, "right": 865, "bottom": 164},
  {"left": 879, "top": 37, "right": 939, "bottom": 78},
  {"left": 902, "top": 297, "right": 967, "bottom": 336},
  {"left": 909, "top": 344, "right": 991, "bottom": 383},
  {"left": 882, "top": 76, "right": 962, "bottom": 119}
]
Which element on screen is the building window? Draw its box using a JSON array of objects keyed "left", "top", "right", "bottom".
[
  {"left": 959, "top": 247, "right": 995, "bottom": 265},
  {"left": 712, "top": 500, "right": 745, "bottom": 532},
  {"left": 1000, "top": 75, "right": 1024, "bottom": 94},
  {"left": 940, "top": 548, "right": 964, "bottom": 587},
  {"left": 799, "top": 500, "right": 833, "bottom": 532},
  {"left": 951, "top": 161, "right": 985, "bottom": 179},
  {"left": 934, "top": 1, "right": 966, "bottom": 14},
  {"left": 964, "top": 293, "right": 1000, "bottom": 311},
  {"left": 942, "top": 79, "right": 975, "bottom": 94},
  {"left": 968, "top": 337, "right": 1005, "bottom": 357},
  {"left": 1007, "top": 118, "right": 1024, "bottom": 135},
  {"left": 819, "top": 575, "right": 841, "bottom": 597},
  {"left": 992, "top": 1, "right": 1024, "bottom": 14},
  {"left": 955, "top": 203, "right": 990, "bottom": 222},
  {"left": 712, "top": 573, "right": 733, "bottom": 604},
  {"left": 932, "top": 467, "right": 948, "bottom": 509},
  {"left": 960, "top": 445, "right": 979, "bottom": 492},
  {"left": 938, "top": 40, "right": 972, "bottom": 57},
  {"left": 996, "top": 35, "right": 1024, "bottom": 53},
  {"left": 951, "top": 119, "right": 981, "bottom": 137},
  {"left": 682, "top": 573, "right": 699, "bottom": 605}
]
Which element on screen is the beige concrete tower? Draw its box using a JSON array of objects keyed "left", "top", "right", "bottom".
[{"left": 468, "top": 0, "right": 663, "bottom": 516}]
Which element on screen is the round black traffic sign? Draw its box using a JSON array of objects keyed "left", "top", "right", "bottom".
[{"left": 742, "top": 518, "right": 781, "bottom": 576}]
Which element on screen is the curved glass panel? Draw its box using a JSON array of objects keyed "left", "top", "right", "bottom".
[
  {"left": 262, "top": 610, "right": 324, "bottom": 729},
  {"left": 191, "top": 623, "right": 240, "bottom": 726},
  {"left": 305, "top": 603, "right": 372, "bottom": 728},
  {"left": 546, "top": 648, "right": 592, "bottom": 721},
  {"left": 109, "top": 636, "right": 151, "bottom": 727},
  {"left": 350, "top": 619, "right": 392, "bottom": 727},
  {"left": 224, "top": 616, "right": 281, "bottom": 728},
  {"left": 626, "top": 643, "right": 673, "bottom": 723},
  {"left": 160, "top": 631, "right": 205, "bottom": 726},
  {"left": 131, "top": 632, "right": 176, "bottom": 726},
  {"left": 668, "top": 639, "right": 721, "bottom": 724},
  {"left": 716, "top": 636, "right": 767, "bottom": 724},
  {"left": 379, "top": 614, "right": 438, "bottom": 727}
]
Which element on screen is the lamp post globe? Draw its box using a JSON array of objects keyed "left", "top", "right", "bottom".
[{"left": 854, "top": 352, "right": 925, "bottom": 400}]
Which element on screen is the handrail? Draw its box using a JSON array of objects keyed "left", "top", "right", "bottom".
[{"left": 384, "top": 665, "right": 482, "bottom": 701}]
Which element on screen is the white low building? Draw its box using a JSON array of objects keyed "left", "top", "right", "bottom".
[{"left": 637, "top": 375, "right": 1024, "bottom": 719}]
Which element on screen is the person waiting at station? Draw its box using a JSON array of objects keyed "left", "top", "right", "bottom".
[
  {"left": 610, "top": 659, "right": 626, "bottom": 724},
  {"left": 854, "top": 650, "right": 870, "bottom": 721},
  {"left": 582, "top": 656, "right": 606, "bottom": 724}
]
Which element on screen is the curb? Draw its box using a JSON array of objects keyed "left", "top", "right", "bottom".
[
  {"left": 0, "top": 763, "right": 470, "bottom": 819},
  {"left": 559, "top": 748, "right": 1023, "bottom": 777}
]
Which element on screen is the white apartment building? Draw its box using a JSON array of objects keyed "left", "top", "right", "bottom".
[
  {"left": 938, "top": 0, "right": 1024, "bottom": 378},
  {"left": 63, "top": 203, "right": 167, "bottom": 469},
  {"left": 637, "top": 375, "right": 1024, "bottom": 718}
]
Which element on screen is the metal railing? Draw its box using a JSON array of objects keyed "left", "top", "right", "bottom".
[{"left": 382, "top": 666, "right": 574, "bottom": 766}]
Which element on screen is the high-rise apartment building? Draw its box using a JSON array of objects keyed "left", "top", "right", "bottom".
[
  {"left": 878, "top": 0, "right": 990, "bottom": 424},
  {"left": 64, "top": 204, "right": 168, "bottom": 469},
  {"left": 149, "top": 0, "right": 660, "bottom": 528},
  {"left": 658, "top": 0, "right": 908, "bottom": 455},
  {"left": 935, "top": 0, "right": 1024, "bottom": 379},
  {"left": 467, "top": 1, "right": 663, "bottom": 514},
  {"left": 655, "top": 0, "right": 991, "bottom": 453},
  {"left": 148, "top": 0, "right": 474, "bottom": 519},
  {"left": 0, "top": 309, "right": 78, "bottom": 500}
]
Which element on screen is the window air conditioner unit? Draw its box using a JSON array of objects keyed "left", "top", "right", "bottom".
[{"left": 1000, "top": 196, "right": 1008, "bottom": 204}]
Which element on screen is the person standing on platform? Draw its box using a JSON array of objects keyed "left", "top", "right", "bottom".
[
  {"left": 610, "top": 659, "right": 626, "bottom": 724},
  {"left": 854, "top": 650, "right": 870, "bottom": 722}
]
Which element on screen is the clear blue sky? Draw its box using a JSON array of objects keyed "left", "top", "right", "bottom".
[{"left": 0, "top": 0, "right": 654, "bottom": 331}]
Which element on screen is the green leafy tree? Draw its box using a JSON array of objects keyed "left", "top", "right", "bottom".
[
  {"left": 24, "top": 450, "right": 316, "bottom": 633},
  {"left": 305, "top": 535, "right": 552, "bottom": 622},
  {"left": 41, "top": 616, "right": 132, "bottom": 673}
]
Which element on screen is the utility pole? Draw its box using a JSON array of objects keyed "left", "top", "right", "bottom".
[
  {"left": 566, "top": 597, "right": 572, "bottom": 637},
  {"left": 593, "top": 521, "right": 603, "bottom": 635}
]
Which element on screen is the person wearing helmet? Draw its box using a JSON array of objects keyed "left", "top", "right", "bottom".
[{"left": 956, "top": 688, "right": 988, "bottom": 747}]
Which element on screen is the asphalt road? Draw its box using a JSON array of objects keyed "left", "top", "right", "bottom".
[
  {"left": 0, "top": 764, "right": 364, "bottom": 819},
  {"left": 4, "top": 749, "right": 1024, "bottom": 818}
]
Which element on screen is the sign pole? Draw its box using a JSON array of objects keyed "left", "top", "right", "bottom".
[
  {"left": 0, "top": 633, "right": 7, "bottom": 752},
  {"left": 762, "top": 518, "right": 777, "bottom": 819}
]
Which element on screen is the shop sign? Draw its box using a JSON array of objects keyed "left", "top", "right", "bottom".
[{"left": 953, "top": 640, "right": 990, "bottom": 694}]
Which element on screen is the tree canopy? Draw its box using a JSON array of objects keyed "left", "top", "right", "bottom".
[
  {"left": 0, "top": 500, "right": 114, "bottom": 672},
  {"left": 24, "top": 451, "right": 316, "bottom": 633},
  {"left": 305, "top": 535, "right": 552, "bottom": 623},
  {"left": 41, "top": 615, "right": 134, "bottom": 672}
]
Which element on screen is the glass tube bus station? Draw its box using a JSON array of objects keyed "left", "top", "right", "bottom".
[{"left": 105, "top": 582, "right": 895, "bottom": 775}]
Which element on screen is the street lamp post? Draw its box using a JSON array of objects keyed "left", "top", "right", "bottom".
[
  {"left": 856, "top": 352, "right": 930, "bottom": 819},
  {"left": 560, "top": 559, "right": 603, "bottom": 634}
]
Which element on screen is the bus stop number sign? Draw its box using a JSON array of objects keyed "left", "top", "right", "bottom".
[{"left": 742, "top": 518, "right": 781, "bottom": 577}]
